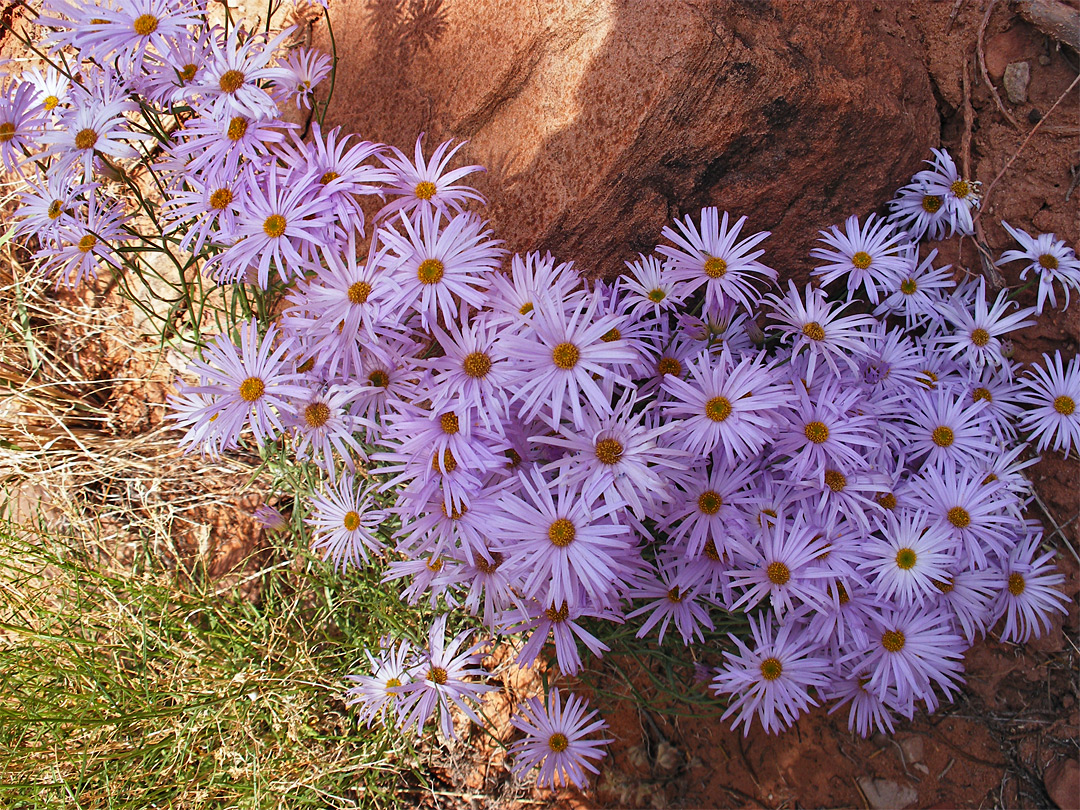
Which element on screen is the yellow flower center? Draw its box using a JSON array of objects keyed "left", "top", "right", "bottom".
[
  {"left": 934, "top": 577, "right": 954, "bottom": 594},
  {"left": 648, "top": 288, "right": 666, "bottom": 303},
  {"left": 852, "top": 251, "right": 872, "bottom": 270},
  {"left": 600, "top": 327, "right": 621, "bottom": 342},
  {"left": 703, "top": 538, "right": 722, "bottom": 562},
  {"left": 180, "top": 64, "right": 197, "bottom": 82},
  {"left": 263, "top": 214, "right": 287, "bottom": 238},
  {"left": 932, "top": 426, "right": 954, "bottom": 447},
  {"left": 921, "top": 194, "right": 943, "bottom": 213},
  {"left": 1038, "top": 254, "right": 1058, "bottom": 271},
  {"left": 44, "top": 95, "right": 60, "bottom": 110},
  {"left": 519, "top": 301, "right": 534, "bottom": 315},
  {"left": 881, "top": 629, "right": 905, "bottom": 652},
  {"left": 0, "top": 122, "right": 14, "bottom": 143},
  {"left": 657, "top": 356, "right": 682, "bottom": 376},
  {"left": 1054, "top": 395, "right": 1075, "bottom": 416},
  {"left": 385, "top": 677, "right": 400, "bottom": 689},
  {"left": 759, "top": 657, "right": 783, "bottom": 681},
  {"left": 900, "top": 278, "right": 918, "bottom": 295},
  {"left": 545, "top": 603, "right": 570, "bottom": 623},
  {"left": 343, "top": 511, "right": 361, "bottom": 531},
  {"left": 77, "top": 234, "right": 97, "bottom": 252},
  {"left": 319, "top": 170, "right": 339, "bottom": 185},
  {"left": 824, "top": 469, "right": 847, "bottom": 492},
  {"left": 348, "top": 280, "right": 372, "bottom": 304},
  {"left": 697, "top": 490, "right": 722, "bottom": 515},
  {"left": 804, "top": 420, "right": 829, "bottom": 444},
  {"left": 970, "top": 328, "right": 990, "bottom": 347},
  {"left": 548, "top": 518, "right": 576, "bottom": 547},
  {"left": 594, "top": 437, "right": 623, "bottom": 465},
  {"left": 475, "top": 552, "right": 503, "bottom": 574},
  {"left": 950, "top": 179, "right": 970, "bottom": 198},
  {"left": 133, "top": 13, "right": 158, "bottom": 35},
  {"left": 368, "top": 369, "right": 390, "bottom": 388},
  {"left": 982, "top": 473, "right": 999, "bottom": 485},
  {"left": 414, "top": 180, "right": 437, "bottom": 200},
  {"left": 462, "top": 351, "right": 492, "bottom": 378},
  {"left": 239, "top": 377, "right": 265, "bottom": 402},
  {"left": 548, "top": 732, "right": 569, "bottom": 753},
  {"left": 895, "top": 548, "right": 917, "bottom": 570},
  {"left": 440, "top": 502, "right": 468, "bottom": 520},
  {"left": 704, "top": 256, "right": 727, "bottom": 278},
  {"left": 304, "top": 402, "right": 331, "bottom": 428},
  {"left": 440, "top": 412, "right": 459, "bottom": 434},
  {"left": 427, "top": 666, "right": 448, "bottom": 685},
  {"left": 209, "top": 188, "right": 234, "bottom": 210},
  {"left": 552, "top": 342, "right": 580, "bottom": 370},
  {"left": 74, "top": 128, "right": 98, "bottom": 150},
  {"left": 766, "top": 561, "right": 790, "bottom": 586},
  {"left": 666, "top": 587, "right": 683, "bottom": 603},
  {"left": 426, "top": 557, "right": 443, "bottom": 571},
  {"left": 918, "top": 369, "right": 939, "bottom": 389},
  {"left": 417, "top": 258, "right": 444, "bottom": 285},
  {"left": 431, "top": 449, "right": 457, "bottom": 474},
  {"left": 834, "top": 580, "right": 850, "bottom": 604},
  {"left": 1007, "top": 572, "right": 1025, "bottom": 596},
  {"left": 802, "top": 321, "right": 826, "bottom": 341},
  {"left": 227, "top": 117, "right": 248, "bottom": 141},
  {"left": 47, "top": 200, "right": 63, "bottom": 219},
  {"left": 219, "top": 69, "right": 245, "bottom": 94},
  {"left": 705, "top": 396, "right": 732, "bottom": 422},
  {"left": 875, "top": 492, "right": 898, "bottom": 510},
  {"left": 972, "top": 387, "right": 992, "bottom": 403},
  {"left": 947, "top": 506, "right": 970, "bottom": 528}
]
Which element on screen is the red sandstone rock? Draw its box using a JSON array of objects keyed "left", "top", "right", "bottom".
[{"left": 317, "top": 0, "right": 936, "bottom": 279}]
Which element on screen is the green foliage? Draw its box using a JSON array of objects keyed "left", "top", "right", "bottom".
[{"left": 0, "top": 517, "right": 429, "bottom": 809}]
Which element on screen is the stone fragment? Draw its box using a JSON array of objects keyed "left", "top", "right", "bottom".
[
  {"left": 1044, "top": 757, "right": 1079, "bottom": 810},
  {"left": 1003, "top": 61, "right": 1031, "bottom": 104},
  {"left": 318, "top": 0, "right": 936, "bottom": 278},
  {"left": 857, "top": 777, "right": 918, "bottom": 810},
  {"left": 899, "top": 735, "right": 925, "bottom": 765}
]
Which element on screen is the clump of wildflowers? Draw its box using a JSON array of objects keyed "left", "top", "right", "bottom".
[{"left": 4, "top": 2, "right": 1074, "bottom": 792}]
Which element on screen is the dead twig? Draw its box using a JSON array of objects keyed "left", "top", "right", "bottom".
[
  {"left": 977, "top": 71, "right": 1080, "bottom": 218},
  {"left": 946, "top": 0, "right": 967, "bottom": 34},
  {"left": 1017, "top": 0, "right": 1080, "bottom": 53},
  {"left": 977, "top": 0, "right": 1024, "bottom": 132}
]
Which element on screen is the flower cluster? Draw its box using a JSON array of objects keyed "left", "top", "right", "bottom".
[{"left": 5, "top": 1, "right": 1076, "bottom": 791}]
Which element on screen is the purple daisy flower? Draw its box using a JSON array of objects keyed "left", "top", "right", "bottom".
[
  {"left": 195, "top": 25, "right": 294, "bottom": 121},
  {"left": 171, "top": 318, "right": 306, "bottom": 452},
  {"left": 1017, "top": 351, "right": 1080, "bottom": 457},
  {"left": 307, "top": 473, "right": 386, "bottom": 570},
  {"left": 661, "top": 346, "right": 787, "bottom": 463},
  {"left": 507, "top": 600, "right": 615, "bottom": 676},
  {"left": 500, "top": 289, "right": 636, "bottom": 430},
  {"left": 380, "top": 207, "right": 504, "bottom": 330},
  {"left": 810, "top": 213, "right": 910, "bottom": 305},
  {"left": 346, "top": 637, "right": 415, "bottom": 726},
  {"left": 0, "top": 81, "right": 43, "bottom": 173},
  {"left": 167, "top": 111, "right": 289, "bottom": 180},
  {"left": 766, "top": 281, "right": 878, "bottom": 384},
  {"left": 711, "top": 611, "right": 832, "bottom": 735},
  {"left": 508, "top": 688, "right": 612, "bottom": 789},
  {"left": 396, "top": 615, "right": 495, "bottom": 740},
  {"left": 491, "top": 467, "right": 634, "bottom": 610},
  {"left": 378, "top": 134, "right": 485, "bottom": 221},
  {"left": 991, "top": 523, "right": 1069, "bottom": 643},
  {"left": 998, "top": 222, "right": 1080, "bottom": 314},
  {"left": 658, "top": 207, "right": 776, "bottom": 314},
  {"left": 873, "top": 246, "right": 956, "bottom": 329},
  {"left": 860, "top": 510, "right": 956, "bottom": 607},
  {"left": 210, "top": 168, "right": 332, "bottom": 287},
  {"left": 935, "top": 278, "right": 1036, "bottom": 374}
]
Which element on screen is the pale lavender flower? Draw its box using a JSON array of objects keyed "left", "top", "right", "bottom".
[
  {"left": 992, "top": 523, "right": 1069, "bottom": 643},
  {"left": 196, "top": 25, "right": 294, "bottom": 120},
  {"left": 658, "top": 207, "right": 776, "bottom": 314},
  {"left": 345, "top": 637, "right": 415, "bottom": 726},
  {"left": 307, "top": 473, "right": 386, "bottom": 570},
  {"left": 1017, "top": 351, "right": 1080, "bottom": 457},
  {"left": 860, "top": 510, "right": 956, "bottom": 606},
  {"left": 998, "top": 222, "right": 1080, "bottom": 314},
  {"left": 509, "top": 688, "right": 612, "bottom": 789},
  {"left": 810, "top": 213, "right": 910, "bottom": 304},
  {"left": 711, "top": 611, "right": 831, "bottom": 735},
  {"left": 378, "top": 134, "right": 485, "bottom": 221},
  {"left": 935, "top": 278, "right": 1036, "bottom": 373},
  {"left": 396, "top": 615, "right": 495, "bottom": 739}
]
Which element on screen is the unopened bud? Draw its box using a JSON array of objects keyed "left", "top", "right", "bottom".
[{"left": 744, "top": 319, "right": 765, "bottom": 346}]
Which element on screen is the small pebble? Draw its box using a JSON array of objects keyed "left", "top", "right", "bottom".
[
  {"left": 1039, "top": 53, "right": 1052, "bottom": 66},
  {"left": 1003, "top": 61, "right": 1030, "bottom": 104},
  {"left": 1029, "top": 108, "right": 1042, "bottom": 124}
]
